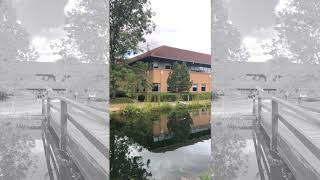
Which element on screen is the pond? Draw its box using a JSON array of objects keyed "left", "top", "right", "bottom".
[
  {"left": 110, "top": 107, "right": 212, "bottom": 179},
  {"left": 0, "top": 118, "right": 49, "bottom": 180},
  {"left": 211, "top": 113, "right": 295, "bottom": 180}
]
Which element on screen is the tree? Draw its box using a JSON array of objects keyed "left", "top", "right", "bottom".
[
  {"left": 264, "top": 0, "right": 320, "bottom": 64},
  {"left": 110, "top": 62, "right": 151, "bottom": 98},
  {"left": 167, "top": 62, "right": 192, "bottom": 93},
  {"left": 0, "top": 0, "right": 30, "bottom": 62},
  {"left": 110, "top": 0, "right": 155, "bottom": 64},
  {"left": 167, "top": 108, "right": 193, "bottom": 142},
  {"left": 55, "top": 0, "right": 109, "bottom": 63},
  {"left": 212, "top": 0, "right": 249, "bottom": 62}
]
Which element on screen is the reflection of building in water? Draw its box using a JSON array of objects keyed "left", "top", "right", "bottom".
[{"left": 153, "top": 109, "right": 210, "bottom": 142}]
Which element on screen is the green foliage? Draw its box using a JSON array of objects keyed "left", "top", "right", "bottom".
[
  {"left": 110, "top": 0, "right": 155, "bottom": 64},
  {"left": 110, "top": 97, "right": 134, "bottom": 104},
  {"left": 53, "top": 0, "right": 108, "bottom": 63},
  {"left": 200, "top": 175, "right": 211, "bottom": 180},
  {"left": 110, "top": 62, "right": 152, "bottom": 98},
  {"left": 110, "top": 125, "right": 152, "bottom": 179},
  {"left": 121, "top": 105, "right": 144, "bottom": 118},
  {"left": 186, "top": 102, "right": 211, "bottom": 110},
  {"left": 167, "top": 108, "right": 193, "bottom": 142},
  {"left": 167, "top": 62, "right": 192, "bottom": 92},
  {"left": 138, "top": 92, "right": 211, "bottom": 102},
  {"left": 211, "top": 0, "right": 249, "bottom": 62},
  {"left": 197, "top": 93, "right": 212, "bottom": 100},
  {"left": 263, "top": 0, "right": 320, "bottom": 63},
  {"left": 0, "top": 0, "right": 35, "bottom": 62}
]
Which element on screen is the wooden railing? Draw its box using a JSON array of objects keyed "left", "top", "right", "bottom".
[
  {"left": 42, "top": 97, "right": 109, "bottom": 180},
  {"left": 254, "top": 97, "right": 320, "bottom": 158},
  {"left": 253, "top": 97, "right": 320, "bottom": 179}
]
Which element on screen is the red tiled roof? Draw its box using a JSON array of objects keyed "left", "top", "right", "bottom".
[{"left": 128, "top": 45, "right": 211, "bottom": 65}]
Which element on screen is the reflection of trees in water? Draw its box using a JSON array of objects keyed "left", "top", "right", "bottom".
[
  {"left": 0, "top": 122, "right": 38, "bottom": 180},
  {"left": 211, "top": 117, "right": 249, "bottom": 180},
  {"left": 110, "top": 108, "right": 199, "bottom": 179},
  {"left": 110, "top": 118, "right": 152, "bottom": 179},
  {"left": 167, "top": 108, "right": 193, "bottom": 142}
]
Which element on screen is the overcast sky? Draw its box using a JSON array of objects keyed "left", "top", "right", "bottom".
[
  {"left": 225, "top": 0, "right": 289, "bottom": 62},
  {"left": 13, "top": 0, "right": 73, "bottom": 62},
  {"left": 12, "top": 0, "right": 288, "bottom": 62},
  {"left": 141, "top": 0, "right": 211, "bottom": 55}
]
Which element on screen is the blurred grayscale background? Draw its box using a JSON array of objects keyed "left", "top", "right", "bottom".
[
  {"left": 0, "top": 0, "right": 109, "bottom": 179},
  {"left": 212, "top": 0, "right": 320, "bottom": 180}
]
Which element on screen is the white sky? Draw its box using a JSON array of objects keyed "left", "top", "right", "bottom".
[
  {"left": 241, "top": 0, "right": 289, "bottom": 62},
  {"left": 19, "top": 0, "right": 288, "bottom": 62},
  {"left": 141, "top": 0, "right": 211, "bottom": 55}
]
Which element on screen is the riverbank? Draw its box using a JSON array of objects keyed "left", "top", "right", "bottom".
[{"left": 109, "top": 100, "right": 211, "bottom": 112}]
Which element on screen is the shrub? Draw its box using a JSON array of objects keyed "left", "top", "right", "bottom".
[
  {"left": 137, "top": 94, "right": 145, "bottom": 102},
  {"left": 197, "top": 93, "right": 211, "bottom": 100},
  {"left": 160, "top": 93, "right": 177, "bottom": 102},
  {"left": 121, "top": 105, "right": 143, "bottom": 118},
  {"left": 0, "top": 90, "right": 9, "bottom": 101},
  {"left": 110, "top": 97, "right": 134, "bottom": 104}
]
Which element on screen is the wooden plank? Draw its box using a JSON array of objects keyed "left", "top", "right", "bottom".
[
  {"left": 278, "top": 114, "right": 320, "bottom": 160},
  {"left": 41, "top": 129, "right": 55, "bottom": 180},
  {"left": 67, "top": 113, "right": 109, "bottom": 159},
  {"left": 49, "top": 107, "right": 109, "bottom": 178},
  {"left": 58, "top": 97, "right": 108, "bottom": 124},
  {"left": 60, "top": 100, "right": 68, "bottom": 151},
  {"left": 253, "top": 98, "right": 256, "bottom": 115},
  {"left": 261, "top": 110, "right": 320, "bottom": 180},
  {"left": 272, "top": 97, "right": 320, "bottom": 126},
  {"left": 258, "top": 97, "right": 262, "bottom": 126},
  {"left": 271, "top": 100, "right": 278, "bottom": 151},
  {"left": 67, "top": 131, "right": 109, "bottom": 180},
  {"left": 47, "top": 97, "right": 51, "bottom": 126}
]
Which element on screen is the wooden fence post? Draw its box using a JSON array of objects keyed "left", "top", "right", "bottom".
[
  {"left": 271, "top": 99, "right": 278, "bottom": 151},
  {"left": 258, "top": 97, "right": 261, "bottom": 127},
  {"left": 42, "top": 98, "right": 45, "bottom": 115},
  {"left": 60, "top": 100, "right": 68, "bottom": 151},
  {"left": 46, "top": 97, "right": 51, "bottom": 126},
  {"left": 253, "top": 98, "right": 256, "bottom": 115}
]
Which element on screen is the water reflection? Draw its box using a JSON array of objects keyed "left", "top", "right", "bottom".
[
  {"left": 211, "top": 113, "right": 295, "bottom": 180},
  {"left": 211, "top": 114, "right": 259, "bottom": 180},
  {"left": 0, "top": 120, "right": 45, "bottom": 180},
  {"left": 110, "top": 108, "right": 211, "bottom": 179}
]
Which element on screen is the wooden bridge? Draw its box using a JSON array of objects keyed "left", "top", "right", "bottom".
[
  {"left": 252, "top": 96, "right": 320, "bottom": 180},
  {"left": 41, "top": 96, "right": 109, "bottom": 180}
]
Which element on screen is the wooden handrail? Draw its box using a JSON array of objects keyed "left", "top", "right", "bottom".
[
  {"left": 278, "top": 114, "right": 320, "bottom": 160},
  {"left": 67, "top": 113, "right": 109, "bottom": 159},
  {"left": 255, "top": 96, "right": 320, "bottom": 159},
  {"left": 272, "top": 97, "right": 320, "bottom": 127},
  {"left": 58, "top": 97, "right": 107, "bottom": 123},
  {"left": 44, "top": 96, "right": 109, "bottom": 179}
]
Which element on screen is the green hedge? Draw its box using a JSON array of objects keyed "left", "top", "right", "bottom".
[
  {"left": 136, "top": 92, "right": 211, "bottom": 102},
  {"left": 110, "top": 97, "right": 134, "bottom": 104}
]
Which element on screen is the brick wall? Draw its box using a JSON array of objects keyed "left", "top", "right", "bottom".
[{"left": 149, "top": 68, "right": 211, "bottom": 93}]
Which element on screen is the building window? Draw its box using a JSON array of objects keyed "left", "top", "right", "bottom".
[
  {"left": 201, "top": 84, "right": 206, "bottom": 92},
  {"left": 152, "top": 83, "right": 160, "bottom": 92},
  {"left": 165, "top": 65, "right": 171, "bottom": 69},
  {"left": 153, "top": 62, "right": 159, "bottom": 69},
  {"left": 192, "top": 84, "right": 198, "bottom": 92}
]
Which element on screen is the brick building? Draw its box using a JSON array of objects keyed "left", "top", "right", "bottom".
[{"left": 128, "top": 45, "right": 211, "bottom": 93}]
